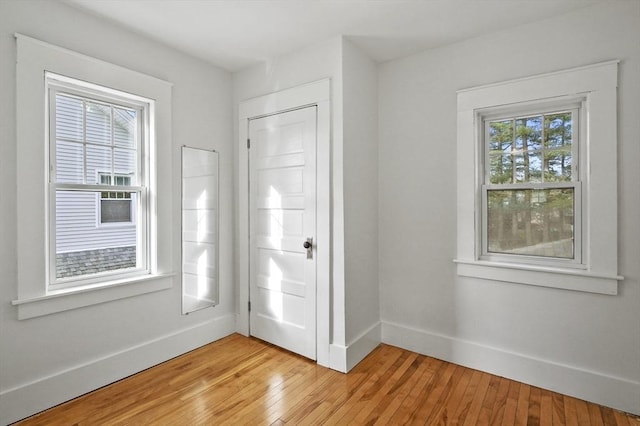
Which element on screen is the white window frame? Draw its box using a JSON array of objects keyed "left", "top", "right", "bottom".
[
  {"left": 48, "top": 76, "right": 148, "bottom": 290},
  {"left": 455, "top": 61, "right": 623, "bottom": 295},
  {"left": 12, "top": 34, "right": 174, "bottom": 320},
  {"left": 479, "top": 102, "right": 583, "bottom": 268}
]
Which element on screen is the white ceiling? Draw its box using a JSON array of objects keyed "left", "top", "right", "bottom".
[{"left": 64, "top": 0, "right": 602, "bottom": 72}]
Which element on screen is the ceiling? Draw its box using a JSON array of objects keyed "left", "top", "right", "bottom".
[{"left": 64, "top": 0, "right": 602, "bottom": 72}]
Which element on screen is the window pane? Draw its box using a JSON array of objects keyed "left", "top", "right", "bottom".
[
  {"left": 55, "top": 94, "right": 83, "bottom": 141},
  {"left": 544, "top": 112, "right": 573, "bottom": 181},
  {"left": 489, "top": 153, "right": 543, "bottom": 184},
  {"left": 55, "top": 190, "right": 138, "bottom": 279},
  {"left": 55, "top": 140, "right": 84, "bottom": 183},
  {"left": 113, "top": 107, "right": 137, "bottom": 148},
  {"left": 487, "top": 188, "right": 574, "bottom": 259},
  {"left": 114, "top": 148, "right": 137, "bottom": 183},
  {"left": 525, "top": 152, "right": 543, "bottom": 183},
  {"left": 488, "top": 153, "right": 513, "bottom": 184},
  {"left": 101, "top": 199, "right": 132, "bottom": 223},
  {"left": 545, "top": 148, "right": 573, "bottom": 182},
  {"left": 488, "top": 120, "right": 513, "bottom": 153},
  {"left": 86, "top": 101, "right": 111, "bottom": 145},
  {"left": 515, "top": 116, "right": 542, "bottom": 151},
  {"left": 86, "top": 144, "right": 112, "bottom": 184}
]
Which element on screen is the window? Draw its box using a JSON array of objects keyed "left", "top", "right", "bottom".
[
  {"left": 48, "top": 74, "right": 148, "bottom": 287},
  {"left": 14, "top": 34, "right": 173, "bottom": 320},
  {"left": 481, "top": 105, "right": 581, "bottom": 266},
  {"left": 99, "top": 173, "right": 134, "bottom": 224},
  {"left": 455, "top": 61, "right": 622, "bottom": 295}
]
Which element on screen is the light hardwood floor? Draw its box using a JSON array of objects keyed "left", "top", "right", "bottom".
[{"left": 16, "top": 334, "right": 638, "bottom": 425}]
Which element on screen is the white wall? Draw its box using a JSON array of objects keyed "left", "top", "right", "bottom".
[
  {"left": 378, "top": 2, "right": 640, "bottom": 414},
  {"left": 341, "top": 39, "right": 381, "bottom": 363},
  {"left": 0, "top": 1, "right": 234, "bottom": 424}
]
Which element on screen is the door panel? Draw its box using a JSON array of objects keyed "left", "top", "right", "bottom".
[{"left": 249, "top": 106, "right": 317, "bottom": 360}]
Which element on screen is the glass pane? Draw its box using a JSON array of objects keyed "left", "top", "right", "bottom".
[
  {"left": 526, "top": 152, "right": 543, "bottom": 183},
  {"left": 545, "top": 148, "right": 572, "bottom": 182},
  {"left": 488, "top": 120, "right": 513, "bottom": 153},
  {"left": 55, "top": 190, "right": 138, "bottom": 279},
  {"left": 515, "top": 116, "right": 542, "bottom": 151},
  {"left": 114, "top": 148, "right": 137, "bottom": 184},
  {"left": 490, "top": 154, "right": 532, "bottom": 184},
  {"left": 55, "top": 94, "right": 83, "bottom": 141},
  {"left": 544, "top": 112, "right": 573, "bottom": 180},
  {"left": 55, "top": 140, "right": 84, "bottom": 183},
  {"left": 101, "top": 198, "right": 132, "bottom": 223},
  {"left": 489, "top": 153, "right": 513, "bottom": 184},
  {"left": 487, "top": 188, "right": 574, "bottom": 259},
  {"left": 545, "top": 112, "right": 573, "bottom": 148},
  {"left": 86, "top": 144, "right": 112, "bottom": 184},
  {"left": 86, "top": 101, "right": 111, "bottom": 145},
  {"left": 113, "top": 107, "right": 137, "bottom": 148}
]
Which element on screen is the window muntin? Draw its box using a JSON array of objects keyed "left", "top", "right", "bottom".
[
  {"left": 481, "top": 106, "right": 581, "bottom": 265},
  {"left": 48, "top": 74, "right": 150, "bottom": 288}
]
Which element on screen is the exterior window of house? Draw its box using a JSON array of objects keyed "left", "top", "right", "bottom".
[
  {"left": 48, "top": 75, "right": 149, "bottom": 287},
  {"left": 98, "top": 173, "right": 134, "bottom": 224},
  {"left": 481, "top": 106, "right": 581, "bottom": 266}
]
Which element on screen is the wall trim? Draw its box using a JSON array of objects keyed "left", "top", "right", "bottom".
[
  {"left": 0, "top": 314, "right": 236, "bottom": 425},
  {"left": 381, "top": 320, "right": 639, "bottom": 416},
  {"left": 330, "top": 322, "right": 381, "bottom": 373},
  {"left": 329, "top": 343, "right": 347, "bottom": 373},
  {"left": 346, "top": 322, "right": 381, "bottom": 372}
]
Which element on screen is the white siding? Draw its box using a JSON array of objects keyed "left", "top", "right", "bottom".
[{"left": 56, "top": 191, "right": 136, "bottom": 253}]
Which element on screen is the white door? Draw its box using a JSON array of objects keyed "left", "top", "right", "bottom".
[{"left": 249, "top": 106, "right": 317, "bottom": 360}]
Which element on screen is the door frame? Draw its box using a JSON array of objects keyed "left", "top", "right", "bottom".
[{"left": 238, "top": 79, "right": 331, "bottom": 368}]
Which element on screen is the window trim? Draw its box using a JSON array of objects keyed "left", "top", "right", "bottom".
[
  {"left": 455, "top": 61, "right": 622, "bottom": 295},
  {"left": 13, "top": 34, "right": 174, "bottom": 319}
]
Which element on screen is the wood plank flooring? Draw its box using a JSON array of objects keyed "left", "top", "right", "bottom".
[{"left": 16, "top": 334, "right": 638, "bottom": 425}]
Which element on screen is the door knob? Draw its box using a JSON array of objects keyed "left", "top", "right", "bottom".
[{"left": 304, "top": 237, "right": 313, "bottom": 259}]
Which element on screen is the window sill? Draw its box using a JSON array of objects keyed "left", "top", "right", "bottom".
[
  {"left": 453, "top": 259, "right": 622, "bottom": 295},
  {"left": 11, "top": 273, "right": 175, "bottom": 320}
]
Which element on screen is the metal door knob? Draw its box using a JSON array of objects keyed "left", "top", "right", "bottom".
[{"left": 304, "top": 237, "right": 313, "bottom": 259}]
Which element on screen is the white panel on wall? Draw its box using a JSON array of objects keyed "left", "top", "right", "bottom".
[{"left": 182, "top": 146, "right": 219, "bottom": 314}]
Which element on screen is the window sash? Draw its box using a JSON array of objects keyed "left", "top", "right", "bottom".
[
  {"left": 483, "top": 108, "right": 580, "bottom": 185},
  {"left": 480, "top": 182, "right": 582, "bottom": 267},
  {"left": 48, "top": 186, "right": 149, "bottom": 290}
]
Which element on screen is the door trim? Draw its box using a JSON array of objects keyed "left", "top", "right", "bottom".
[{"left": 238, "top": 79, "right": 331, "bottom": 368}]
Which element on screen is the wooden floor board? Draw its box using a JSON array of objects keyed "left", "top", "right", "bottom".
[{"left": 15, "top": 334, "right": 637, "bottom": 426}]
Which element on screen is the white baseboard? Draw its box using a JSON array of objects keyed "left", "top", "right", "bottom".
[
  {"left": 0, "top": 314, "right": 236, "bottom": 425},
  {"left": 330, "top": 321, "right": 381, "bottom": 373},
  {"left": 346, "top": 322, "right": 381, "bottom": 372},
  {"left": 382, "top": 320, "right": 640, "bottom": 416},
  {"left": 329, "top": 343, "right": 347, "bottom": 373}
]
